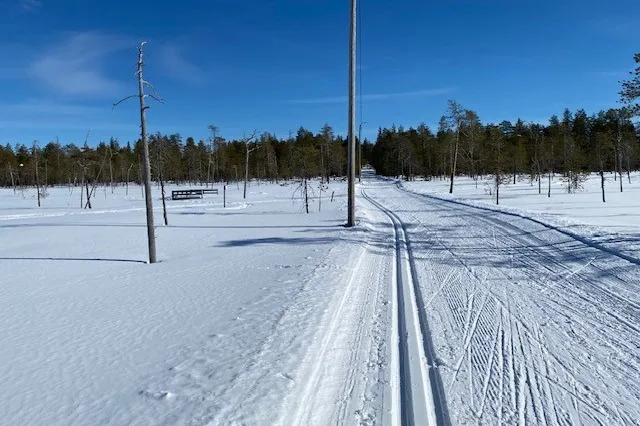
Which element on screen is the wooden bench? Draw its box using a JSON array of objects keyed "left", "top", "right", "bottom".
[{"left": 171, "top": 188, "right": 219, "bottom": 200}]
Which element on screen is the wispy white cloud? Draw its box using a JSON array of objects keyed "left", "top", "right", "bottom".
[
  {"left": 287, "top": 87, "right": 454, "bottom": 105},
  {"left": 157, "top": 43, "right": 205, "bottom": 84},
  {"left": 0, "top": 99, "right": 105, "bottom": 116},
  {"left": 19, "top": 0, "right": 42, "bottom": 12},
  {"left": 28, "top": 32, "right": 129, "bottom": 96}
]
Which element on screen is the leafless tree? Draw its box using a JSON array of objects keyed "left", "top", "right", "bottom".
[
  {"left": 32, "top": 142, "right": 41, "bottom": 207},
  {"left": 207, "top": 125, "right": 219, "bottom": 188},
  {"left": 243, "top": 130, "right": 259, "bottom": 199},
  {"left": 113, "top": 41, "right": 163, "bottom": 264},
  {"left": 444, "top": 100, "right": 465, "bottom": 193},
  {"left": 8, "top": 164, "right": 16, "bottom": 194}
]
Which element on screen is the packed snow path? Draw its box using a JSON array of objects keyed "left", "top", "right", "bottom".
[{"left": 362, "top": 175, "right": 640, "bottom": 426}]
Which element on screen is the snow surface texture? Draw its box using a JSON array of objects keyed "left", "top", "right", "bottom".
[
  {"left": 365, "top": 174, "right": 640, "bottom": 425},
  {"left": 2, "top": 172, "right": 639, "bottom": 425},
  {"left": 402, "top": 173, "right": 640, "bottom": 261},
  {"left": 0, "top": 181, "right": 392, "bottom": 426}
]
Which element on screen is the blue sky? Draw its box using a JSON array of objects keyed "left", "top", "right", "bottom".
[{"left": 0, "top": 0, "right": 639, "bottom": 146}]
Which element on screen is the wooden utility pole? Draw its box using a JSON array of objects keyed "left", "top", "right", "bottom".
[
  {"left": 113, "top": 41, "right": 164, "bottom": 264},
  {"left": 347, "top": 0, "right": 357, "bottom": 227}
]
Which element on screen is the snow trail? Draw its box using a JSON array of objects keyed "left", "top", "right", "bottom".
[
  {"left": 363, "top": 186, "right": 450, "bottom": 426},
  {"left": 364, "top": 176, "right": 640, "bottom": 426}
]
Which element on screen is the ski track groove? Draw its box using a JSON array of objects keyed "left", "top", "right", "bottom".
[{"left": 362, "top": 189, "right": 449, "bottom": 426}]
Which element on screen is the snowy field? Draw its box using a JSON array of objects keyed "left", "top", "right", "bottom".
[
  {"left": 2, "top": 171, "right": 639, "bottom": 426},
  {"left": 0, "top": 180, "right": 393, "bottom": 426},
  {"left": 403, "top": 172, "right": 640, "bottom": 260}
]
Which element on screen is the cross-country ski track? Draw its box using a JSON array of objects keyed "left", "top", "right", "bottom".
[{"left": 359, "top": 174, "right": 640, "bottom": 426}]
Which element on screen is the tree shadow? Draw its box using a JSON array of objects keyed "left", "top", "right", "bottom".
[
  {"left": 217, "top": 236, "right": 347, "bottom": 248},
  {"left": 0, "top": 256, "right": 146, "bottom": 264},
  {"left": 0, "top": 223, "right": 342, "bottom": 230}
]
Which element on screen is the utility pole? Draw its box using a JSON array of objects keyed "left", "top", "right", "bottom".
[
  {"left": 113, "top": 41, "right": 163, "bottom": 264},
  {"left": 358, "top": 121, "right": 367, "bottom": 182},
  {"left": 347, "top": 0, "right": 357, "bottom": 227}
]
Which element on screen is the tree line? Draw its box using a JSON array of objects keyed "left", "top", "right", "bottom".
[
  {"left": 370, "top": 105, "right": 639, "bottom": 196},
  {"left": 1, "top": 107, "right": 638, "bottom": 195},
  {"left": 0, "top": 125, "right": 350, "bottom": 191}
]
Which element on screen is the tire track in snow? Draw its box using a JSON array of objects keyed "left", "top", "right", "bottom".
[{"left": 363, "top": 189, "right": 450, "bottom": 426}]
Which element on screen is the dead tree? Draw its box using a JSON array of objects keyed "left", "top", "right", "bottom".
[
  {"left": 207, "top": 125, "right": 219, "bottom": 188},
  {"left": 243, "top": 131, "right": 259, "bottom": 199},
  {"left": 150, "top": 134, "right": 169, "bottom": 226},
  {"left": 32, "top": 142, "right": 41, "bottom": 207},
  {"left": 595, "top": 132, "right": 611, "bottom": 203},
  {"left": 113, "top": 41, "right": 164, "bottom": 264},
  {"left": 108, "top": 145, "right": 115, "bottom": 193},
  {"left": 444, "top": 100, "right": 465, "bottom": 194},
  {"left": 8, "top": 164, "right": 16, "bottom": 194},
  {"left": 126, "top": 164, "right": 134, "bottom": 195}
]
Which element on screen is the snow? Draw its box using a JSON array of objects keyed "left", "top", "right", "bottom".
[
  {"left": 2, "top": 171, "right": 639, "bottom": 426},
  {"left": 402, "top": 172, "right": 640, "bottom": 260},
  {"left": 0, "top": 181, "right": 391, "bottom": 426},
  {"left": 364, "top": 174, "right": 640, "bottom": 425}
]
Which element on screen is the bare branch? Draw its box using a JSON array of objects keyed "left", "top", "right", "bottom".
[
  {"left": 83, "top": 129, "right": 92, "bottom": 146},
  {"left": 143, "top": 79, "right": 160, "bottom": 94},
  {"left": 145, "top": 94, "right": 164, "bottom": 104},
  {"left": 112, "top": 94, "right": 137, "bottom": 110},
  {"left": 243, "top": 130, "right": 259, "bottom": 143}
]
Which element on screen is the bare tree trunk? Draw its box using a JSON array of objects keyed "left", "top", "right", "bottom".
[
  {"left": 80, "top": 169, "right": 85, "bottom": 208},
  {"left": 126, "top": 164, "right": 133, "bottom": 196},
  {"left": 33, "top": 145, "right": 41, "bottom": 207},
  {"left": 600, "top": 170, "right": 606, "bottom": 203},
  {"left": 304, "top": 177, "right": 309, "bottom": 214},
  {"left": 8, "top": 164, "right": 16, "bottom": 194},
  {"left": 618, "top": 149, "right": 624, "bottom": 193},
  {"left": 109, "top": 148, "right": 114, "bottom": 193},
  {"left": 449, "top": 129, "right": 460, "bottom": 194},
  {"left": 244, "top": 146, "right": 249, "bottom": 199},
  {"left": 85, "top": 179, "right": 92, "bottom": 209},
  {"left": 137, "top": 43, "right": 157, "bottom": 263}
]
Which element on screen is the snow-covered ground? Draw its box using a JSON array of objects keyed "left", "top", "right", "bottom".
[
  {"left": 403, "top": 172, "right": 640, "bottom": 260},
  {"left": 363, "top": 174, "right": 640, "bottom": 425},
  {"left": 0, "top": 181, "right": 392, "bottom": 426},
  {"left": 2, "top": 172, "right": 639, "bottom": 426}
]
